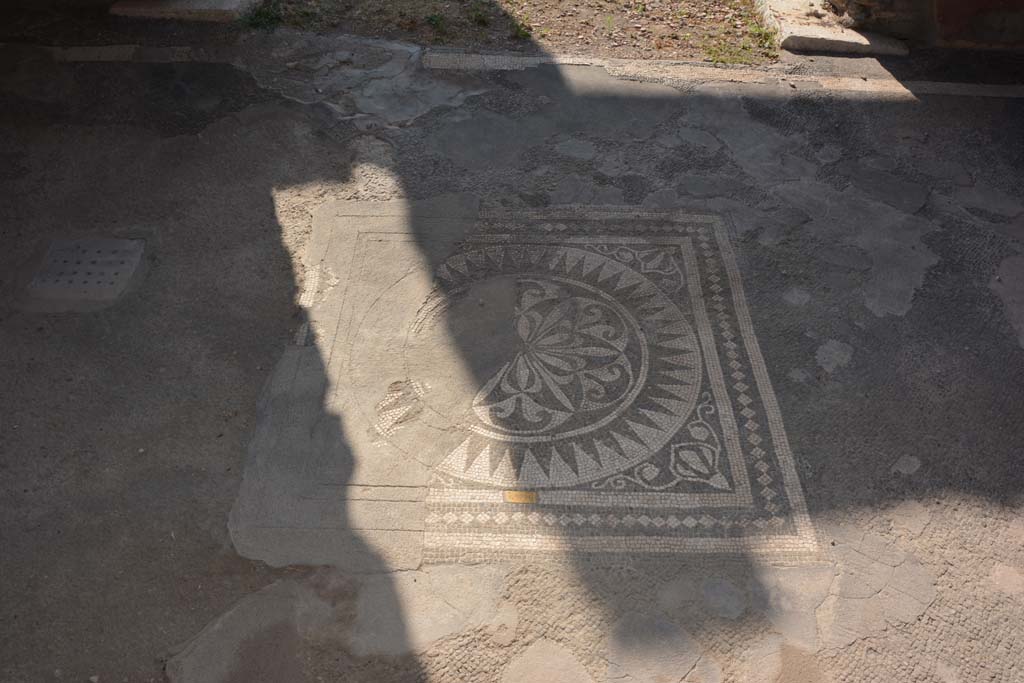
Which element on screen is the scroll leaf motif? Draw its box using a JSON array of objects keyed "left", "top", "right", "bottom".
[
  {"left": 473, "top": 279, "right": 635, "bottom": 434},
  {"left": 592, "top": 393, "right": 729, "bottom": 491}
]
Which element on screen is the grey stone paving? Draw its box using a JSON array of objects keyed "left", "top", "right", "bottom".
[{"left": 1, "top": 23, "right": 1023, "bottom": 683}]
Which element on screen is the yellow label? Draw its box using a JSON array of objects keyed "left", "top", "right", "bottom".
[{"left": 503, "top": 490, "right": 538, "bottom": 504}]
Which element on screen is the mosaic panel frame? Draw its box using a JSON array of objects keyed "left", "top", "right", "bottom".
[{"left": 415, "top": 208, "right": 816, "bottom": 561}]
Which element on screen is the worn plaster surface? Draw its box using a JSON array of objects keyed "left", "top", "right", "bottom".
[{"left": 1, "top": 22, "right": 1023, "bottom": 683}]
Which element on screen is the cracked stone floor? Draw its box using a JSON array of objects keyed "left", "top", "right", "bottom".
[{"left": 1, "top": 23, "right": 1023, "bottom": 683}]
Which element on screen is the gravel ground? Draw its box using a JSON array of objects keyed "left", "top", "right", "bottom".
[{"left": 256, "top": 0, "right": 778, "bottom": 63}]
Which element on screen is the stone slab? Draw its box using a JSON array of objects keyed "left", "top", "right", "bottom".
[
  {"left": 109, "top": 0, "right": 258, "bottom": 22},
  {"left": 231, "top": 528, "right": 424, "bottom": 572},
  {"left": 348, "top": 564, "right": 507, "bottom": 655},
  {"left": 762, "top": 0, "right": 909, "bottom": 56},
  {"left": 18, "top": 238, "right": 146, "bottom": 312},
  {"left": 751, "top": 564, "right": 834, "bottom": 651},
  {"left": 779, "top": 21, "right": 910, "bottom": 56},
  {"left": 165, "top": 580, "right": 334, "bottom": 683},
  {"left": 605, "top": 613, "right": 703, "bottom": 682}
]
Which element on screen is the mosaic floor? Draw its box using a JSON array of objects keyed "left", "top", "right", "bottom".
[{"left": 320, "top": 205, "right": 817, "bottom": 562}]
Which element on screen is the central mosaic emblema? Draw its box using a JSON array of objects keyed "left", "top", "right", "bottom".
[
  {"left": 341, "top": 207, "right": 816, "bottom": 561},
  {"left": 406, "top": 245, "right": 710, "bottom": 490}
]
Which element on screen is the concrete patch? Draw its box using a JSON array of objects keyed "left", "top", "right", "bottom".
[
  {"left": 784, "top": 288, "right": 811, "bottom": 306},
  {"left": 486, "top": 602, "right": 520, "bottom": 646},
  {"left": 887, "top": 500, "right": 932, "bottom": 538},
  {"left": 815, "top": 340, "right": 853, "bottom": 374},
  {"left": 914, "top": 155, "right": 972, "bottom": 187},
  {"left": 549, "top": 174, "right": 623, "bottom": 204},
  {"left": 774, "top": 181, "right": 939, "bottom": 317},
  {"left": 815, "top": 144, "right": 844, "bottom": 165},
  {"left": 676, "top": 126, "right": 723, "bottom": 152},
  {"left": 891, "top": 454, "right": 922, "bottom": 475},
  {"left": 504, "top": 64, "right": 682, "bottom": 140},
  {"left": 687, "top": 96, "right": 817, "bottom": 185},
  {"left": 502, "top": 639, "right": 594, "bottom": 683},
  {"left": 236, "top": 32, "right": 479, "bottom": 126},
  {"left": 934, "top": 661, "right": 963, "bottom": 683},
  {"left": 789, "top": 368, "right": 812, "bottom": 383},
  {"left": 354, "top": 69, "right": 475, "bottom": 124},
  {"left": 684, "top": 655, "right": 724, "bottom": 683},
  {"left": 861, "top": 156, "right": 897, "bottom": 173},
  {"left": 752, "top": 564, "right": 834, "bottom": 651},
  {"left": 348, "top": 564, "right": 507, "bottom": 655},
  {"left": 953, "top": 184, "right": 1024, "bottom": 219},
  {"left": 554, "top": 138, "right": 597, "bottom": 160},
  {"left": 656, "top": 575, "right": 699, "bottom": 611},
  {"left": 816, "top": 528, "right": 937, "bottom": 648},
  {"left": 992, "top": 256, "right": 1024, "bottom": 348},
  {"left": 775, "top": 641, "right": 831, "bottom": 683},
  {"left": 701, "top": 577, "right": 747, "bottom": 620},
  {"left": 988, "top": 563, "right": 1024, "bottom": 596},
  {"left": 229, "top": 198, "right": 493, "bottom": 569},
  {"left": 165, "top": 579, "right": 334, "bottom": 683},
  {"left": 430, "top": 110, "right": 555, "bottom": 169},
  {"left": 836, "top": 160, "right": 929, "bottom": 214},
  {"left": 605, "top": 613, "right": 703, "bottom": 682},
  {"left": 818, "top": 245, "right": 873, "bottom": 272},
  {"left": 639, "top": 190, "right": 806, "bottom": 243},
  {"left": 677, "top": 174, "right": 749, "bottom": 199},
  {"left": 228, "top": 343, "right": 429, "bottom": 570},
  {"left": 738, "top": 635, "right": 785, "bottom": 683}
]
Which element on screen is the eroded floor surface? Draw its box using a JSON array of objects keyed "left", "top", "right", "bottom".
[{"left": 1, "top": 27, "right": 1023, "bottom": 683}]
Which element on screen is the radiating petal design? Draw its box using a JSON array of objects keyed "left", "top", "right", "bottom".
[
  {"left": 423, "top": 244, "right": 702, "bottom": 488},
  {"left": 592, "top": 394, "right": 731, "bottom": 493},
  {"left": 473, "top": 278, "right": 635, "bottom": 434}
]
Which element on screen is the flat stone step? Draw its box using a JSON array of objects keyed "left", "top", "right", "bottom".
[
  {"left": 779, "top": 21, "right": 909, "bottom": 56},
  {"left": 761, "top": 0, "right": 909, "bottom": 56}
]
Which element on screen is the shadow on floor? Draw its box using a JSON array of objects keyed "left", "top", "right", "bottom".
[{"left": 0, "top": 6, "right": 1023, "bottom": 682}]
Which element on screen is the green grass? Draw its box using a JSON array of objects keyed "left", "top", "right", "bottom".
[
  {"left": 425, "top": 12, "right": 447, "bottom": 36},
  {"left": 468, "top": 0, "right": 490, "bottom": 26},
  {"left": 703, "top": 21, "right": 777, "bottom": 64},
  {"left": 748, "top": 22, "right": 779, "bottom": 51},
  {"left": 509, "top": 14, "right": 532, "bottom": 39},
  {"left": 244, "top": 0, "right": 283, "bottom": 30},
  {"left": 240, "top": 0, "right": 779, "bottom": 66}
]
